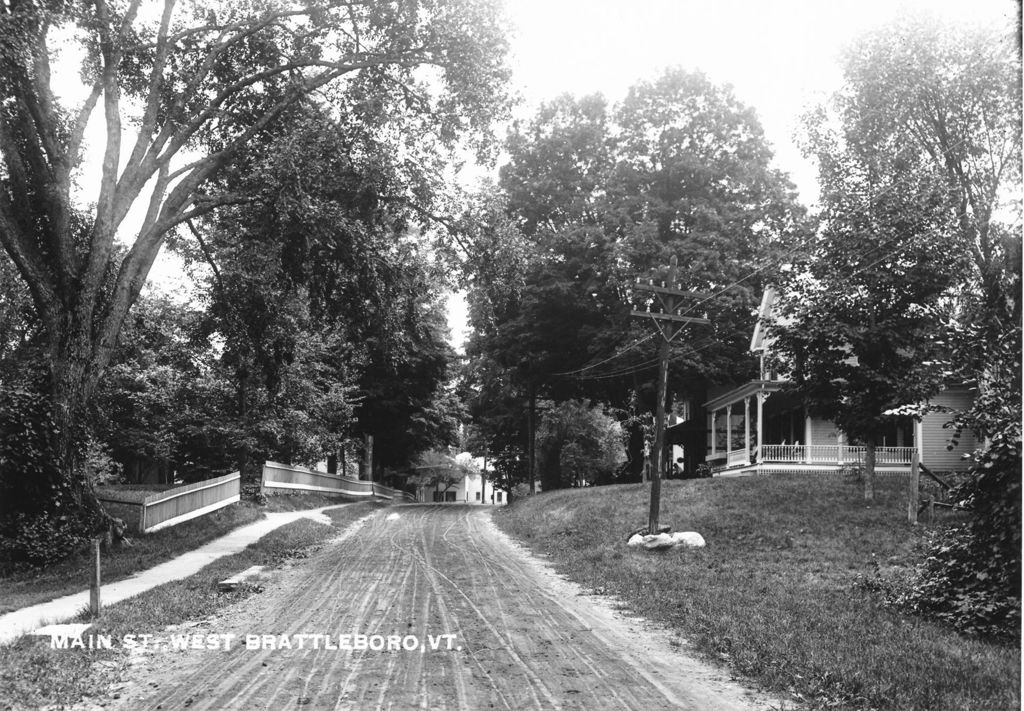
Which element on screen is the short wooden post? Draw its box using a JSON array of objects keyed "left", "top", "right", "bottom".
[
  {"left": 927, "top": 497, "right": 935, "bottom": 525},
  {"left": 90, "top": 538, "right": 101, "bottom": 618},
  {"left": 908, "top": 450, "right": 920, "bottom": 524}
]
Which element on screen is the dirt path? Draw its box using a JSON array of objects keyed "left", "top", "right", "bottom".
[{"left": 111, "top": 506, "right": 778, "bottom": 710}]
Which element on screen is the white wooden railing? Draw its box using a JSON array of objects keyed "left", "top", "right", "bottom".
[
  {"left": 262, "top": 461, "right": 416, "bottom": 502},
  {"left": 760, "top": 445, "right": 916, "bottom": 465},
  {"left": 98, "top": 471, "right": 241, "bottom": 534}
]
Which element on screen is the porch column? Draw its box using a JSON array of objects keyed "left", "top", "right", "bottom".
[
  {"left": 756, "top": 391, "right": 764, "bottom": 464},
  {"left": 744, "top": 396, "right": 751, "bottom": 465},
  {"left": 914, "top": 419, "right": 923, "bottom": 466},
  {"left": 709, "top": 410, "right": 717, "bottom": 458},
  {"left": 804, "top": 410, "right": 812, "bottom": 463},
  {"left": 726, "top": 404, "right": 733, "bottom": 452},
  {"left": 838, "top": 430, "right": 846, "bottom": 465}
]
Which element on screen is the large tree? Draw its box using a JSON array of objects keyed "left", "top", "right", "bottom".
[
  {"left": 0, "top": 0, "right": 510, "bottom": 526},
  {"left": 772, "top": 16, "right": 1019, "bottom": 501},
  {"left": 838, "top": 17, "right": 1021, "bottom": 333},
  {"left": 464, "top": 72, "right": 807, "bottom": 485}
]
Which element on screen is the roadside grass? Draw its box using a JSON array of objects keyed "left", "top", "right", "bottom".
[
  {"left": 495, "top": 474, "right": 1019, "bottom": 711},
  {"left": 0, "top": 500, "right": 382, "bottom": 710},
  {"left": 0, "top": 491, "right": 370, "bottom": 614},
  {"left": 0, "top": 502, "right": 265, "bottom": 614}
]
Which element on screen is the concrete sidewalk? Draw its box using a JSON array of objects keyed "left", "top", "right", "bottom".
[{"left": 0, "top": 507, "right": 337, "bottom": 645}]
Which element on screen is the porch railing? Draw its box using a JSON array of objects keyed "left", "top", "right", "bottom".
[{"left": 759, "top": 445, "right": 916, "bottom": 465}]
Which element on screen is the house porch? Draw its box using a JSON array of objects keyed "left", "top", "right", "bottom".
[{"left": 704, "top": 381, "right": 919, "bottom": 475}]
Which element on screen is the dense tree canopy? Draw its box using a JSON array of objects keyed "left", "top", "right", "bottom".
[
  {"left": 771, "top": 16, "right": 1020, "bottom": 500},
  {"left": 462, "top": 69, "right": 807, "bottom": 486},
  {"left": 0, "top": 0, "right": 511, "bottom": 531}
]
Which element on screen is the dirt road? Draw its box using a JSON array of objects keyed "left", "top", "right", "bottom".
[{"left": 114, "top": 506, "right": 775, "bottom": 710}]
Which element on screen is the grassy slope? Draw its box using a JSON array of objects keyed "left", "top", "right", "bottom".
[
  {"left": 0, "top": 493, "right": 364, "bottom": 614},
  {"left": 0, "top": 501, "right": 385, "bottom": 709},
  {"left": 494, "top": 474, "right": 1020, "bottom": 711},
  {"left": 0, "top": 503, "right": 266, "bottom": 614}
]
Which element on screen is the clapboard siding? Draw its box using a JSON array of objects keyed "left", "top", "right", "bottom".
[
  {"left": 920, "top": 388, "right": 977, "bottom": 472},
  {"left": 809, "top": 418, "right": 841, "bottom": 446}
]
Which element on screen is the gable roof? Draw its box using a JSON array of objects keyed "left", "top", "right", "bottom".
[{"left": 749, "top": 286, "right": 777, "bottom": 352}]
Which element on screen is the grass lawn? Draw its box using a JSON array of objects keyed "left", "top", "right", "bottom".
[
  {"left": 495, "top": 473, "right": 1020, "bottom": 711},
  {"left": 0, "top": 502, "right": 266, "bottom": 615},
  {"left": 0, "top": 500, "right": 384, "bottom": 709},
  {"left": 0, "top": 490, "right": 369, "bottom": 614}
]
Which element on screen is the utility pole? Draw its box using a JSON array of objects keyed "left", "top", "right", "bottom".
[
  {"left": 527, "top": 388, "right": 537, "bottom": 494},
  {"left": 631, "top": 255, "right": 711, "bottom": 534}
]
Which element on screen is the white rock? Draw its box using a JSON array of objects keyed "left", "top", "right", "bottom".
[
  {"left": 626, "top": 533, "right": 644, "bottom": 547},
  {"left": 642, "top": 533, "right": 677, "bottom": 550},
  {"left": 670, "top": 531, "right": 706, "bottom": 547},
  {"left": 386, "top": 512, "right": 400, "bottom": 521}
]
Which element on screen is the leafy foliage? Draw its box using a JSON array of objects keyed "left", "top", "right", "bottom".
[
  {"left": 0, "top": 386, "right": 89, "bottom": 569},
  {"left": 408, "top": 450, "right": 474, "bottom": 493},
  {"left": 536, "top": 399, "right": 625, "bottom": 489},
  {"left": 463, "top": 71, "right": 807, "bottom": 487},
  {"left": 898, "top": 326, "right": 1022, "bottom": 639},
  {"left": 768, "top": 16, "right": 1012, "bottom": 498},
  {"left": 0, "top": 0, "right": 511, "bottom": 527}
]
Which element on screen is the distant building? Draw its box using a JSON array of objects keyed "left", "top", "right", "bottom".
[{"left": 419, "top": 453, "right": 506, "bottom": 504}]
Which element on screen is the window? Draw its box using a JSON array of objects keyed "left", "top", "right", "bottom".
[
  {"left": 445, "top": 491, "right": 456, "bottom": 502},
  {"left": 475, "top": 491, "right": 481, "bottom": 501},
  {"left": 496, "top": 492, "right": 503, "bottom": 503}
]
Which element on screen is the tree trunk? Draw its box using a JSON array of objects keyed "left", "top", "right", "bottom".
[
  {"left": 49, "top": 343, "right": 109, "bottom": 532},
  {"left": 481, "top": 453, "right": 488, "bottom": 504},
  {"left": 864, "top": 435, "right": 876, "bottom": 502},
  {"left": 236, "top": 369, "right": 257, "bottom": 483}
]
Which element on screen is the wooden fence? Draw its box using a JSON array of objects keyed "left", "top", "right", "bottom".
[
  {"left": 262, "top": 461, "right": 416, "bottom": 503},
  {"left": 97, "top": 471, "right": 241, "bottom": 534}
]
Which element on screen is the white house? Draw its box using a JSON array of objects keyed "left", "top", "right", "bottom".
[
  {"left": 419, "top": 453, "right": 506, "bottom": 504},
  {"left": 705, "top": 289, "right": 977, "bottom": 475}
]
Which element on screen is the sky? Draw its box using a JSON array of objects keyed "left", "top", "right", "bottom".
[
  {"left": 499, "top": 0, "right": 1017, "bottom": 203},
  {"left": 441, "top": 0, "right": 1018, "bottom": 350}
]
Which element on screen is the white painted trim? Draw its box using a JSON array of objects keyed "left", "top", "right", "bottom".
[
  {"left": 743, "top": 397, "right": 751, "bottom": 465},
  {"left": 756, "top": 391, "right": 764, "bottom": 464},
  {"left": 262, "top": 481, "right": 373, "bottom": 496},
  {"left": 144, "top": 495, "right": 240, "bottom": 533}
]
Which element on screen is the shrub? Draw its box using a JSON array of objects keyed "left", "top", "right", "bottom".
[
  {"left": 83, "top": 438, "right": 123, "bottom": 487},
  {"left": 510, "top": 482, "right": 531, "bottom": 501},
  {"left": 0, "top": 512, "right": 90, "bottom": 570},
  {"left": 897, "top": 428, "right": 1021, "bottom": 639},
  {"left": 0, "top": 385, "right": 94, "bottom": 569}
]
